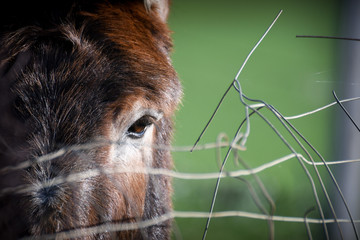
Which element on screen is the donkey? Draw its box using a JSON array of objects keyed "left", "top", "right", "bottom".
[{"left": 0, "top": 0, "right": 181, "bottom": 239}]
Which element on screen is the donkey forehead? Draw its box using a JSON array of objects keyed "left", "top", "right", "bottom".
[{"left": 14, "top": 25, "right": 179, "bottom": 114}]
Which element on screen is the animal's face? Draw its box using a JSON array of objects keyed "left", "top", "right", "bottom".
[{"left": 0, "top": 1, "right": 181, "bottom": 239}]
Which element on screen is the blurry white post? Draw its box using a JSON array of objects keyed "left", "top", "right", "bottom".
[{"left": 332, "top": 0, "right": 360, "bottom": 239}]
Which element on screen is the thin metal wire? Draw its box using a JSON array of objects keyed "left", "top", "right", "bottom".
[
  {"left": 296, "top": 35, "right": 360, "bottom": 42},
  {"left": 2, "top": 95, "right": 360, "bottom": 176},
  {"left": 20, "top": 210, "right": 360, "bottom": 240},
  {"left": 239, "top": 93, "right": 343, "bottom": 239},
  {"left": 236, "top": 158, "right": 275, "bottom": 240},
  {"left": 231, "top": 77, "right": 358, "bottom": 239},
  {"left": 284, "top": 96, "right": 360, "bottom": 120},
  {"left": 333, "top": 90, "right": 360, "bottom": 132},
  {"left": 201, "top": 125, "right": 242, "bottom": 240},
  {"left": 236, "top": 176, "right": 275, "bottom": 240},
  {"left": 271, "top": 105, "right": 358, "bottom": 239},
  {"left": 190, "top": 82, "right": 233, "bottom": 152},
  {"left": 3, "top": 152, "right": 360, "bottom": 198},
  {"left": 201, "top": 10, "right": 283, "bottom": 240},
  {"left": 237, "top": 98, "right": 330, "bottom": 239},
  {"left": 0, "top": 141, "right": 246, "bottom": 175},
  {"left": 304, "top": 207, "right": 316, "bottom": 240}
]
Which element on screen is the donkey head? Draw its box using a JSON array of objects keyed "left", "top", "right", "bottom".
[{"left": 0, "top": 0, "right": 181, "bottom": 239}]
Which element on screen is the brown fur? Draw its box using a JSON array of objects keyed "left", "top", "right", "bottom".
[{"left": 0, "top": 0, "right": 181, "bottom": 239}]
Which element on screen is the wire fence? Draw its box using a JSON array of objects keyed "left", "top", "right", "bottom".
[
  {"left": 1, "top": 9, "right": 360, "bottom": 240},
  {"left": 1, "top": 91, "right": 360, "bottom": 239}
]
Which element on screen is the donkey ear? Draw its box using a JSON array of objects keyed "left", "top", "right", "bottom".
[{"left": 144, "top": 0, "right": 170, "bottom": 22}]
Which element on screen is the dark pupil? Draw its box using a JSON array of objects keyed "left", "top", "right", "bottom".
[
  {"left": 129, "top": 123, "right": 146, "bottom": 134},
  {"left": 127, "top": 117, "right": 152, "bottom": 138}
]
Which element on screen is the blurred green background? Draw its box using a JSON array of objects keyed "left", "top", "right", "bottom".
[{"left": 168, "top": 0, "right": 340, "bottom": 239}]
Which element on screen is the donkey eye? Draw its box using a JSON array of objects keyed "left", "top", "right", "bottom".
[{"left": 126, "top": 116, "right": 153, "bottom": 139}]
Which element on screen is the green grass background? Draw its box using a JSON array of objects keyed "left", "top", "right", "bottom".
[{"left": 168, "top": 0, "right": 340, "bottom": 239}]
